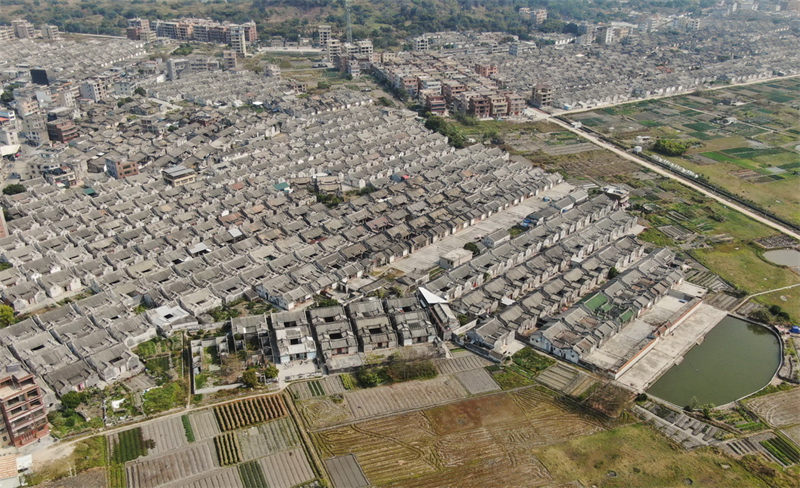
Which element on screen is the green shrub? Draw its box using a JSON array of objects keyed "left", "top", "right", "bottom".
[
  {"left": 653, "top": 138, "right": 690, "bottom": 156},
  {"left": 181, "top": 415, "right": 195, "bottom": 443},
  {"left": 2, "top": 184, "right": 25, "bottom": 195}
]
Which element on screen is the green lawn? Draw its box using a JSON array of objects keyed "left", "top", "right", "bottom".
[{"left": 692, "top": 243, "right": 800, "bottom": 294}]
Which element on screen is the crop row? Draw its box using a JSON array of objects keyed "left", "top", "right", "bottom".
[
  {"left": 308, "top": 380, "right": 325, "bottom": 397},
  {"left": 214, "top": 395, "right": 286, "bottom": 431},
  {"left": 107, "top": 463, "right": 126, "bottom": 488},
  {"left": 341, "top": 373, "right": 357, "bottom": 390},
  {"left": 214, "top": 432, "right": 242, "bottom": 466},
  {"left": 760, "top": 436, "right": 800, "bottom": 466},
  {"left": 182, "top": 414, "right": 195, "bottom": 443},
  {"left": 112, "top": 427, "right": 149, "bottom": 464},
  {"left": 238, "top": 460, "right": 268, "bottom": 488}
]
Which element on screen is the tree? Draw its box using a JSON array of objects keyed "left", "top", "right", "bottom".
[
  {"left": 356, "top": 367, "right": 382, "bottom": 387},
  {"left": 2, "top": 184, "right": 25, "bottom": 196},
  {"left": 0, "top": 305, "right": 14, "bottom": 328},
  {"left": 463, "top": 242, "right": 480, "bottom": 256},
  {"left": 134, "top": 87, "right": 146, "bottom": 97},
  {"left": 263, "top": 363, "right": 278, "bottom": 379},
  {"left": 608, "top": 267, "right": 619, "bottom": 279},
  {"left": 652, "top": 138, "right": 690, "bottom": 156},
  {"left": 241, "top": 368, "right": 259, "bottom": 388},
  {"left": 0, "top": 89, "right": 13, "bottom": 104},
  {"left": 60, "top": 391, "right": 84, "bottom": 410}
]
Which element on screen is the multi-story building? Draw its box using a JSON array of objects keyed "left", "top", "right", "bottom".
[
  {"left": 413, "top": 36, "right": 429, "bottom": 51},
  {"left": 223, "top": 50, "right": 238, "bottom": 70},
  {"left": 318, "top": 24, "right": 331, "bottom": 48},
  {"left": 326, "top": 39, "right": 342, "bottom": 62},
  {"left": 11, "top": 19, "right": 35, "bottom": 39},
  {"left": 489, "top": 94, "right": 508, "bottom": 117},
  {"left": 41, "top": 25, "right": 60, "bottom": 40},
  {"left": 163, "top": 165, "right": 196, "bottom": 186},
  {"left": 79, "top": 78, "right": 109, "bottom": 102},
  {"left": 46, "top": 120, "right": 78, "bottom": 143},
  {"left": 425, "top": 94, "right": 446, "bottom": 115},
  {"left": 0, "top": 26, "right": 14, "bottom": 41},
  {"left": 505, "top": 92, "right": 526, "bottom": 116},
  {"left": 0, "top": 366, "right": 49, "bottom": 448},
  {"left": 475, "top": 63, "right": 498, "bottom": 78},
  {"left": 128, "top": 18, "right": 150, "bottom": 31},
  {"left": 532, "top": 84, "right": 553, "bottom": 107},
  {"left": 0, "top": 128, "right": 19, "bottom": 147},
  {"left": 532, "top": 8, "right": 548, "bottom": 24},
  {"left": 106, "top": 156, "right": 139, "bottom": 180},
  {"left": 231, "top": 26, "right": 247, "bottom": 57},
  {"left": 20, "top": 116, "right": 48, "bottom": 146},
  {"left": 346, "top": 40, "right": 373, "bottom": 57},
  {"left": 468, "top": 95, "right": 491, "bottom": 118}
]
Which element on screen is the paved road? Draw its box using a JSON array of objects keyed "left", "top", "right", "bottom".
[
  {"left": 734, "top": 283, "right": 800, "bottom": 311},
  {"left": 540, "top": 112, "right": 800, "bottom": 241}
]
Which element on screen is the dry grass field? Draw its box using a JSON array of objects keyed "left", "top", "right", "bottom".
[
  {"left": 534, "top": 424, "right": 769, "bottom": 488},
  {"left": 312, "top": 386, "right": 605, "bottom": 487}
]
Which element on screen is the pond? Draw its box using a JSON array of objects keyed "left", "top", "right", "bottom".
[
  {"left": 763, "top": 248, "right": 800, "bottom": 267},
  {"left": 647, "top": 316, "right": 781, "bottom": 407}
]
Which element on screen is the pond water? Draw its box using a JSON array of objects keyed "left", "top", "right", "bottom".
[
  {"left": 647, "top": 316, "right": 781, "bottom": 407},
  {"left": 763, "top": 249, "right": 800, "bottom": 267}
]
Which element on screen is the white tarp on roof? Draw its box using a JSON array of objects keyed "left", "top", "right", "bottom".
[{"left": 418, "top": 287, "right": 446, "bottom": 305}]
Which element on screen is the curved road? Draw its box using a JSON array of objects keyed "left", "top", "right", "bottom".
[{"left": 542, "top": 114, "right": 800, "bottom": 241}]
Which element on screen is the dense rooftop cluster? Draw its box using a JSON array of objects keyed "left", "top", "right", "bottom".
[
  {"left": 0, "top": 105, "right": 564, "bottom": 401},
  {"left": 484, "top": 19, "right": 800, "bottom": 109},
  {"left": 0, "top": 37, "right": 148, "bottom": 81}
]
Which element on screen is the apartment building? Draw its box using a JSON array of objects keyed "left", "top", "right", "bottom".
[
  {"left": 106, "top": 156, "right": 139, "bottom": 180},
  {"left": 231, "top": 25, "right": 247, "bottom": 57},
  {"left": 318, "top": 24, "right": 332, "bottom": 48},
  {"left": 46, "top": 120, "right": 78, "bottom": 143},
  {"left": 11, "top": 19, "right": 34, "bottom": 39},
  {"left": 475, "top": 63, "right": 498, "bottom": 77},
  {"left": 79, "top": 78, "right": 109, "bottom": 102},
  {"left": 0, "top": 366, "right": 49, "bottom": 448},
  {"left": 41, "top": 25, "right": 60, "bottom": 41},
  {"left": 532, "top": 84, "right": 553, "bottom": 107}
]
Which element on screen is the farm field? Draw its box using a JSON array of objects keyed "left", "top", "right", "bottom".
[
  {"left": 237, "top": 417, "right": 302, "bottom": 460},
  {"left": 140, "top": 417, "right": 189, "bottom": 456},
  {"left": 214, "top": 394, "right": 288, "bottom": 431},
  {"left": 289, "top": 375, "right": 346, "bottom": 401},
  {"left": 126, "top": 441, "right": 218, "bottom": 488},
  {"left": 188, "top": 409, "right": 221, "bottom": 441},
  {"left": 107, "top": 393, "right": 318, "bottom": 488},
  {"left": 747, "top": 387, "right": 800, "bottom": 444},
  {"left": 570, "top": 77, "right": 800, "bottom": 227},
  {"left": 312, "top": 386, "right": 605, "bottom": 487},
  {"left": 298, "top": 374, "right": 470, "bottom": 429},
  {"left": 453, "top": 368, "right": 500, "bottom": 395},
  {"left": 534, "top": 423, "right": 769, "bottom": 487}
]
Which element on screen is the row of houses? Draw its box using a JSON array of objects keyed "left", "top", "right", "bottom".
[
  {"left": 232, "top": 296, "right": 439, "bottom": 372},
  {"left": 530, "top": 248, "right": 683, "bottom": 364}
]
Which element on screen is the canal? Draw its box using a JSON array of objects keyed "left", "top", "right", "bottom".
[{"left": 647, "top": 315, "right": 781, "bottom": 407}]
